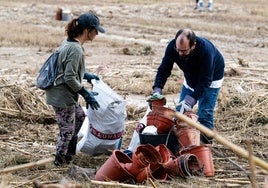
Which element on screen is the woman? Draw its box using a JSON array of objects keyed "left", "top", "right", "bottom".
[{"left": 45, "top": 13, "right": 105, "bottom": 166}]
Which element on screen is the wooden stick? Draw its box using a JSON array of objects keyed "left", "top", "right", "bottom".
[
  {"left": 90, "top": 180, "right": 151, "bottom": 188},
  {"left": 148, "top": 178, "right": 157, "bottom": 188},
  {"left": 15, "top": 147, "right": 33, "bottom": 155},
  {"left": 239, "top": 67, "right": 268, "bottom": 72},
  {"left": 248, "top": 141, "right": 257, "bottom": 188},
  {"left": 0, "top": 108, "right": 52, "bottom": 117},
  {"left": 228, "top": 77, "right": 268, "bottom": 86},
  {"left": 12, "top": 172, "right": 49, "bottom": 188},
  {"left": 214, "top": 178, "right": 250, "bottom": 184},
  {"left": 33, "top": 181, "right": 82, "bottom": 188},
  {"left": 169, "top": 112, "right": 268, "bottom": 172},
  {"left": 0, "top": 84, "right": 16, "bottom": 88},
  {"left": 0, "top": 157, "right": 54, "bottom": 174}
]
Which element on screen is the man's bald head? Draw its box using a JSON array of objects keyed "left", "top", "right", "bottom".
[
  {"left": 175, "top": 28, "right": 196, "bottom": 48},
  {"left": 174, "top": 28, "right": 196, "bottom": 56}
]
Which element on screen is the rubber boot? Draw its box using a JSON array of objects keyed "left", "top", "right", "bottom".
[
  {"left": 54, "top": 153, "right": 66, "bottom": 167},
  {"left": 66, "top": 136, "right": 78, "bottom": 164}
]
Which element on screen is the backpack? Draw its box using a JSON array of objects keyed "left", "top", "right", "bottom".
[{"left": 36, "top": 51, "right": 64, "bottom": 90}]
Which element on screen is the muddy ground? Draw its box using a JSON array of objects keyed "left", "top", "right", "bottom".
[{"left": 0, "top": 0, "right": 267, "bottom": 187}]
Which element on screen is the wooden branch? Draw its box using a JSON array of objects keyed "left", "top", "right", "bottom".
[
  {"left": 248, "top": 141, "right": 257, "bottom": 188},
  {"left": 196, "top": 177, "right": 250, "bottom": 184},
  {"left": 33, "top": 181, "right": 82, "bottom": 188},
  {"left": 214, "top": 178, "right": 250, "bottom": 184},
  {"left": 0, "top": 108, "right": 54, "bottom": 124},
  {"left": 0, "top": 84, "right": 16, "bottom": 88},
  {"left": 12, "top": 172, "right": 49, "bottom": 188},
  {"left": 228, "top": 77, "right": 268, "bottom": 86},
  {"left": 0, "top": 157, "right": 54, "bottom": 174},
  {"left": 240, "top": 67, "right": 268, "bottom": 72},
  {"left": 148, "top": 178, "right": 157, "bottom": 188},
  {"left": 14, "top": 147, "right": 33, "bottom": 155},
  {"left": 90, "top": 180, "right": 151, "bottom": 188},
  {"left": 0, "top": 108, "right": 51, "bottom": 117},
  {"left": 0, "top": 136, "right": 15, "bottom": 140},
  {"left": 169, "top": 112, "right": 268, "bottom": 172}
]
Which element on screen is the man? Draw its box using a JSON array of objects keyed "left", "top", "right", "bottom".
[
  {"left": 198, "top": 0, "right": 213, "bottom": 11},
  {"left": 194, "top": 0, "right": 199, "bottom": 10},
  {"left": 152, "top": 28, "right": 224, "bottom": 144}
]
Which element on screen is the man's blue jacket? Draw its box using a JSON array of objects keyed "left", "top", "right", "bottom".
[{"left": 153, "top": 37, "right": 225, "bottom": 100}]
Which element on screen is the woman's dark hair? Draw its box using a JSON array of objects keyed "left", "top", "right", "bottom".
[
  {"left": 65, "top": 18, "right": 95, "bottom": 39},
  {"left": 175, "top": 29, "right": 196, "bottom": 47}
]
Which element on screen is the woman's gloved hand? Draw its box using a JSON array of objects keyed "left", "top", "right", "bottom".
[
  {"left": 83, "top": 72, "right": 100, "bottom": 84},
  {"left": 78, "top": 87, "right": 100, "bottom": 110}
]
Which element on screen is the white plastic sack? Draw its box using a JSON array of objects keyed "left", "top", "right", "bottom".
[
  {"left": 77, "top": 79, "right": 126, "bottom": 156},
  {"left": 77, "top": 107, "right": 88, "bottom": 139},
  {"left": 127, "top": 106, "right": 151, "bottom": 151}
]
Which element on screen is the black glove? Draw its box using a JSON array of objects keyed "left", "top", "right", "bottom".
[
  {"left": 78, "top": 87, "right": 100, "bottom": 110},
  {"left": 83, "top": 72, "right": 100, "bottom": 84}
]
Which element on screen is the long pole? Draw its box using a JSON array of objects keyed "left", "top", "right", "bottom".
[
  {"left": 170, "top": 111, "right": 268, "bottom": 172},
  {"left": 0, "top": 157, "right": 54, "bottom": 174}
]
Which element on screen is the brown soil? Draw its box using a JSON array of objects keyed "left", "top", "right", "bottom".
[{"left": 0, "top": 0, "right": 267, "bottom": 187}]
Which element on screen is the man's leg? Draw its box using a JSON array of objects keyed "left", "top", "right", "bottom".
[
  {"left": 197, "top": 87, "right": 220, "bottom": 144},
  {"left": 208, "top": 0, "right": 213, "bottom": 11},
  {"left": 198, "top": 0, "right": 204, "bottom": 11}
]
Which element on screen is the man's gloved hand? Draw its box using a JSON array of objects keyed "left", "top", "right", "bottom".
[
  {"left": 147, "top": 92, "right": 166, "bottom": 109},
  {"left": 147, "top": 92, "right": 165, "bottom": 102},
  {"left": 78, "top": 87, "right": 100, "bottom": 110},
  {"left": 83, "top": 72, "right": 100, "bottom": 84},
  {"left": 176, "top": 95, "right": 196, "bottom": 113},
  {"left": 152, "top": 87, "right": 162, "bottom": 95}
]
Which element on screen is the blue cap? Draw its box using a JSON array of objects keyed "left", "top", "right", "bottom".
[{"left": 78, "top": 13, "right": 105, "bottom": 33}]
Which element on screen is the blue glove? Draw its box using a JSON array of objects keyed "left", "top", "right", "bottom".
[
  {"left": 78, "top": 87, "right": 100, "bottom": 110},
  {"left": 152, "top": 87, "right": 162, "bottom": 95},
  {"left": 176, "top": 95, "right": 196, "bottom": 113},
  {"left": 83, "top": 72, "right": 100, "bottom": 84}
]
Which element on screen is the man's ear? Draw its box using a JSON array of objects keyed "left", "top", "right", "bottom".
[{"left": 191, "top": 42, "right": 196, "bottom": 50}]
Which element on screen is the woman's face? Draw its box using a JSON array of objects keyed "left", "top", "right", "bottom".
[{"left": 87, "top": 28, "right": 98, "bottom": 41}]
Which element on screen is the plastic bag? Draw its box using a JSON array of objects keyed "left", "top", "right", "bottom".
[
  {"left": 77, "top": 79, "right": 126, "bottom": 156},
  {"left": 127, "top": 106, "right": 151, "bottom": 152}
]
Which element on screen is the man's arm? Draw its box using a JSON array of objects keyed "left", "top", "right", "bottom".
[{"left": 153, "top": 40, "right": 176, "bottom": 91}]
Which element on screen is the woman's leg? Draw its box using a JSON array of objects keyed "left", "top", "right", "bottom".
[
  {"left": 53, "top": 105, "right": 76, "bottom": 165},
  {"left": 66, "top": 104, "right": 85, "bottom": 158}
]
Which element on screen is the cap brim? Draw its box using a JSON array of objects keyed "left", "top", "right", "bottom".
[{"left": 96, "top": 25, "right": 105, "bottom": 33}]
